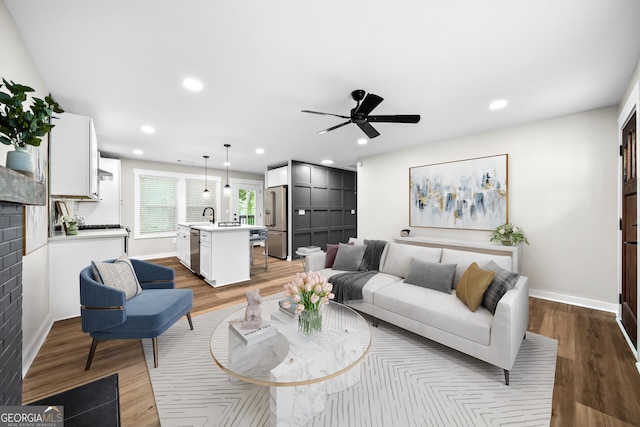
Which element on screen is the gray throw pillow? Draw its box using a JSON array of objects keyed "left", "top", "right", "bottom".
[
  {"left": 404, "top": 257, "right": 457, "bottom": 293},
  {"left": 481, "top": 260, "right": 520, "bottom": 314},
  {"left": 91, "top": 254, "right": 143, "bottom": 300},
  {"left": 332, "top": 243, "right": 367, "bottom": 271}
]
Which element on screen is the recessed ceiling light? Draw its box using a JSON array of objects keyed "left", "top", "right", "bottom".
[
  {"left": 141, "top": 125, "right": 155, "bottom": 134},
  {"left": 133, "top": 149, "right": 143, "bottom": 155},
  {"left": 489, "top": 99, "right": 508, "bottom": 110},
  {"left": 255, "top": 148, "right": 264, "bottom": 154},
  {"left": 223, "top": 161, "right": 230, "bottom": 167},
  {"left": 321, "top": 159, "right": 334, "bottom": 165},
  {"left": 182, "top": 77, "right": 203, "bottom": 91},
  {"left": 357, "top": 138, "right": 368, "bottom": 145}
]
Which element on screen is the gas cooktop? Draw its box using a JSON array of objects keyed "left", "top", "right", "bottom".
[{"left": 77, "top": 224, "right": 123, "bottom": 230}]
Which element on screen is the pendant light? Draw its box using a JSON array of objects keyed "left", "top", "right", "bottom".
[
  {"left": 203, "top": 155, "right": 210, "bottom": 199},
  {"left": 223, "top": 144, "right": 231, "bottom": 197}
]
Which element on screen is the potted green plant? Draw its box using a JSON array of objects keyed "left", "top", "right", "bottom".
[
  {"left": 0, "top": 78, "right": 64, "bottom": 177},
  {"left": 489, "top": 223, "right": 530, "bottom": 246}
]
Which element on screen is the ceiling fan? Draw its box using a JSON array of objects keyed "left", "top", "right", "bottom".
[{"left": 302, "top": 89, "right": 420, "bottom": 138}]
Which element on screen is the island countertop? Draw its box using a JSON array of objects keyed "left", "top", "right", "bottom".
[
  {"left": 180, "top": 222, "right": 266, "bottom": 232},
  {"left": 49, "top": 228, "right": 129, "bottom": 241}
]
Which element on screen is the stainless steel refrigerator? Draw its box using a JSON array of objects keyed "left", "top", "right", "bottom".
[{"left": 264, "top": 186, "right": 287, "bottom": 259}]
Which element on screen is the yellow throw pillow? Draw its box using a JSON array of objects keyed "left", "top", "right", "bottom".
[{"left": 456, "top": 262, "right": 495, "bottom": 311}]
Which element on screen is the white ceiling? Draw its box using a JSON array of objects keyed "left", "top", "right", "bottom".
[{"left": 5, "top": 0, "right": 640, "bottom": 174}]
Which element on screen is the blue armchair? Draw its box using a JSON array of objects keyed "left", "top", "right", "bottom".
[{"left": 80, "top": 258, "right": 193, "bottom": 370}]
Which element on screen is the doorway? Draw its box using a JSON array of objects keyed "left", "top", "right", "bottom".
[
  {"left": 621, "top": 111, "right": 638, "bottom": 349},
  {"left": 230, "top": 179, "right": 263, "bottom": 226}
]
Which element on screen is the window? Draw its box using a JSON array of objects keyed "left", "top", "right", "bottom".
[
  {"left": 186, "top": 178, "right": 217, "bottom": 221},
  {"left": 139, "top": 175, "right": 178, "bottom": 235},
  {"left": 134, "top": 169, "right": 220, "bottom": 239}
]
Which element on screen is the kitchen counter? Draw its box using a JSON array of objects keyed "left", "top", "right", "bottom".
[
  {"left": 49, "top": 228, "right": 129, "bottom": 241},
  {"left": 178, "top": 222, "right": 267, "bottom": 287},
  {"left": 49, "top": 228, "right": 129, "bottom": 320},
  {"left": 179, "top": 222, "right": 265, "bottom": 232}
]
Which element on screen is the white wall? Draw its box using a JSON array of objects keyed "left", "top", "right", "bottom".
[
  {"left": 119, "top": 157, "right": 263, "bottom": 258},
  {"left": 358, "top": 106, "right": 619, "bottom": 309},
  {"left": 0, "top": 3, "right": 53, "bottom": 374}
]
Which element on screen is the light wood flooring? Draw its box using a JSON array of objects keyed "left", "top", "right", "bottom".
[{"left": 23, "top": 251, "right": 640, "bottom": 426}]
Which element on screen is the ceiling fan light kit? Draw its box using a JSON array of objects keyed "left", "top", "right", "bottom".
[{"left": 302, "top": 89, "right": 421, "bottom": 138}]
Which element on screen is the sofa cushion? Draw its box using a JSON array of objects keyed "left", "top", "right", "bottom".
[
  {"left": 404, "top": 258, "right": 456, "bottom": 293},
  {"left": 332, "top": 243, "right": 366, "bottom": 271},
  {"left": 316, "top": 268, "right": 400, "bottom": 304},
  {"left": 325, "top": 244, "right": 339, "bottom": 268},
  {"left": 380, "top": 243, "right": 442, "bottom": 278},
  {"left": 440, "top": 249, "right": 513, "bottom": 289},
  {"left": 374, "top": 282, "right": 493, "bottom": 345},
  {"left": 91, "top": 254, "right": 142, "bottom": 300},
  {"left": 482, "top": 261, "right": 521, "bottom": 314},
  {"left": 455, "top": 262, "right": 495, "bottom": 311}
]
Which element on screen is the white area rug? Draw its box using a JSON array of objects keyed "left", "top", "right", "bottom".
[{"left": 143, "top": 303, "right": 557, "bottom": 427}]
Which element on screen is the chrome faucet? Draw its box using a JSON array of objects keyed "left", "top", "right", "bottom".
[{"left": 202, "top": 207, "right": 215, "bottom": 223}]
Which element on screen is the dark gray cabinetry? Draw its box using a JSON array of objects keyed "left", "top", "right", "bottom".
[{"left": 290, "top": 161, "right": 356, "bottom": 256}]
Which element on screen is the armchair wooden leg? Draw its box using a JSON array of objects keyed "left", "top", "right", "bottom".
[
  {"left": 186, "top": 312, "right": 194, "bottom": 330},
  {"left": 152, "top": 337, "right": 158, "bottom": 368},
  {"left": 85, "top": 338, "right": 99, "bottom": 371}
]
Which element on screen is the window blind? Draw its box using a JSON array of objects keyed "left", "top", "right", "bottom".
[
  {"left": 139, "top": 175, "right": 178, "bottom": 234},
  {"left": 186, "top": 178, "right": 216, "bottom": 221}
]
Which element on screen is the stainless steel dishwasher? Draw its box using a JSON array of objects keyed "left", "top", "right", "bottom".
[{"left": 190, "top": 228, "right": 200, "bottom": 276}]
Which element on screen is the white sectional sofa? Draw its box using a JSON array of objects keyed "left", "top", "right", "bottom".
[{"left": 304, "top": 238, "right": 529, "bottom": 385}]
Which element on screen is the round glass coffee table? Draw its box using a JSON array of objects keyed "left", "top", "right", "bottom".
[{"left": 210, "top": 297, "right": 371, "bottom": 426}]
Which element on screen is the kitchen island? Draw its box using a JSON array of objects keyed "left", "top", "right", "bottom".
[
  {"left": 49, "top": 228, "right": 129, "bottom": 320},
  {"left": 179, "top": 222, "right": 266, "bottom": 287}
]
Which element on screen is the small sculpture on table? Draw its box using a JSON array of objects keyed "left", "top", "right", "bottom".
[{"left": 241, "top": 289, "right": 263, "bottom": 329}]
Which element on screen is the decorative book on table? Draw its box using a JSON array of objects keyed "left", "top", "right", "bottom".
[
  {"left": 296, "top": 246, "right": 321, "bottom": 254},
  {"left": 229, "top": 320, "right": 276, "bottom": 345},
  {"left": 278, "top": 298, "right": 298, "bottom": 318}
]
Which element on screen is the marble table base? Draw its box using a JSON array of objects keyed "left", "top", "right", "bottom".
[{"left": 270, "top": 363, "right": 361, "bottom": 427}]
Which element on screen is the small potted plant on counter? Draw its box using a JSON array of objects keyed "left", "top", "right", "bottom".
[
  {"left": 62, "top": 214, "right": 82, "bottom": 236},
  {"left": 0, "top": 78, "right": 64, "bottom": 177},
  {"left": 489, "top": 223, "right": 530, "bottom": 246}
]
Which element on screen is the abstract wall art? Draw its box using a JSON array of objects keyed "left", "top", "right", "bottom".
[{"left": 409, "top": 154, "right": 508, "bottom": 230}]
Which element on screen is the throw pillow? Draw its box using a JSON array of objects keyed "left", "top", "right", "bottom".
[
  {"left": 455, "top": 262, "right": 495, "bottom": 311},
  {"left": 482, "top": 260, "right": 521, "bottom": 314},
  {"left": 325, "top": 244, "right": 339, "bottom": 268},
  {"left": 403, "top": 257, "right": 457, "bottom": 293},
  {"left": 332, "top": 243, "right": 367, "bottom": 271},
  {"left": 91, "top": 254, "right": 142, "bottom": 300},
  {"left": 324, "top": 242, "right": 353, "bottom": 268}
]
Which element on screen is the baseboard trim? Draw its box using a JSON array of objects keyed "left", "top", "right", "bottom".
[
  {"left": 23, "top": 313, "right": 54, "bottom": 378},
  {"left": 529, "top": 289, "right": 618, "bottom": 313},
  {"left": 131, "top": 252, "right": 179, "bottom": 261},
  {"left": 616, "top": 317, "right": 639, "bottom": 362}
]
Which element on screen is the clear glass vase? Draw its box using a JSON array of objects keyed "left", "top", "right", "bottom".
[{"left": 298, "top": 307, "right": 322, "bottom": 336}]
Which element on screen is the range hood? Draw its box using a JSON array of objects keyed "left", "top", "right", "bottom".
[{"left": 98, "top": 168, "right": 113, "bottom": 181}]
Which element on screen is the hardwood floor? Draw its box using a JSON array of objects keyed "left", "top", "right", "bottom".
[{"left": 23, "top": 252, "right": 640, "bottom": 426}]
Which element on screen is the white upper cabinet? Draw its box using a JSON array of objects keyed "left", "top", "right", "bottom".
[
  {"left": 50, "top": 112, "right": 99, "bottom": 200},
  {"left": 266, "top": 165, "right": 288, "bottom": 188}
]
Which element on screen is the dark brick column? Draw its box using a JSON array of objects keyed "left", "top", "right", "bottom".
[{"left": 0, "top": 202, "right": 23, "bottom": 405}]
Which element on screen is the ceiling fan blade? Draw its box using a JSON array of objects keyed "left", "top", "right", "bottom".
[
  {"left": 302, "top": 110, "right": 350, "bottom": 119},
  {"left": 318, "top": 120, "right": 351, "bottom": 134},
  {"left": 354, "top": 93, "right": 383, "bottom": 117},
  {"left": 357, "top": 121, "right": 380, "bottom": 138},
  {"left": 367, "top": 114, "right": 421, "bottom": 124}
]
